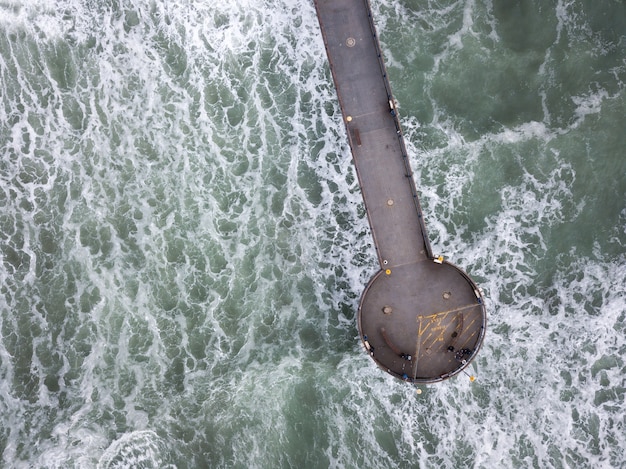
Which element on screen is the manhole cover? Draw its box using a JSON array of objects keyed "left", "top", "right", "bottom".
[{"left": 346, "top": 37, "right": 356, "bottom": 47}]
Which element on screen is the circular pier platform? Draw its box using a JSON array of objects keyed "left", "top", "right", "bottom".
[{"left": 358, "top": 259, "right": 486, "bottom": 383}]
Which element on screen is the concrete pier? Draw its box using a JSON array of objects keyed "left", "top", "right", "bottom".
[{"left": 314, "top": 0, "right": 486, "bottom": 383}]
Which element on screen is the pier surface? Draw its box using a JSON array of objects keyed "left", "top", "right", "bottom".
[{"left": 314, "top": 0, "right": 486, "bottom": 383}]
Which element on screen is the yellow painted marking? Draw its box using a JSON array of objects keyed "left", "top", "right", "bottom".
[{"left": 417, "top": 303, "right": 478, "bottom": 320}]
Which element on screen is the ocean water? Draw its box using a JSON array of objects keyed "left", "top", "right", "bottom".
[{"left": 0, "top": 0, "right": 624, "bottom": 467}]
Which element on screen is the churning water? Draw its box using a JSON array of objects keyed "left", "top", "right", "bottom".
[{"left": 1, "top": 0, "right": 624, "bottom": 467}]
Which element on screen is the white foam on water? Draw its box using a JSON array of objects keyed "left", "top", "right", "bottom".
[
  {"left": 1, "top": 0, "right": 625, "bottom": 467},
  {"left": 2, "top": 0, "right": 368, "bottom": 464},
  {"left": 97, "top": 430, "right": 172, "bottom": 469},
  {"left": 571, "top": 90, "right": 610, "bottom": 125}
]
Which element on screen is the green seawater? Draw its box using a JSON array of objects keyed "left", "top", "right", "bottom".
[{"left": 0, "top": 0, "right": 624, "bottom": 467}]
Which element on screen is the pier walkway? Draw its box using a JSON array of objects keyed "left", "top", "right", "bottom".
[{"left": 314, "top": 0, "right": 486, "bottom": 383}]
